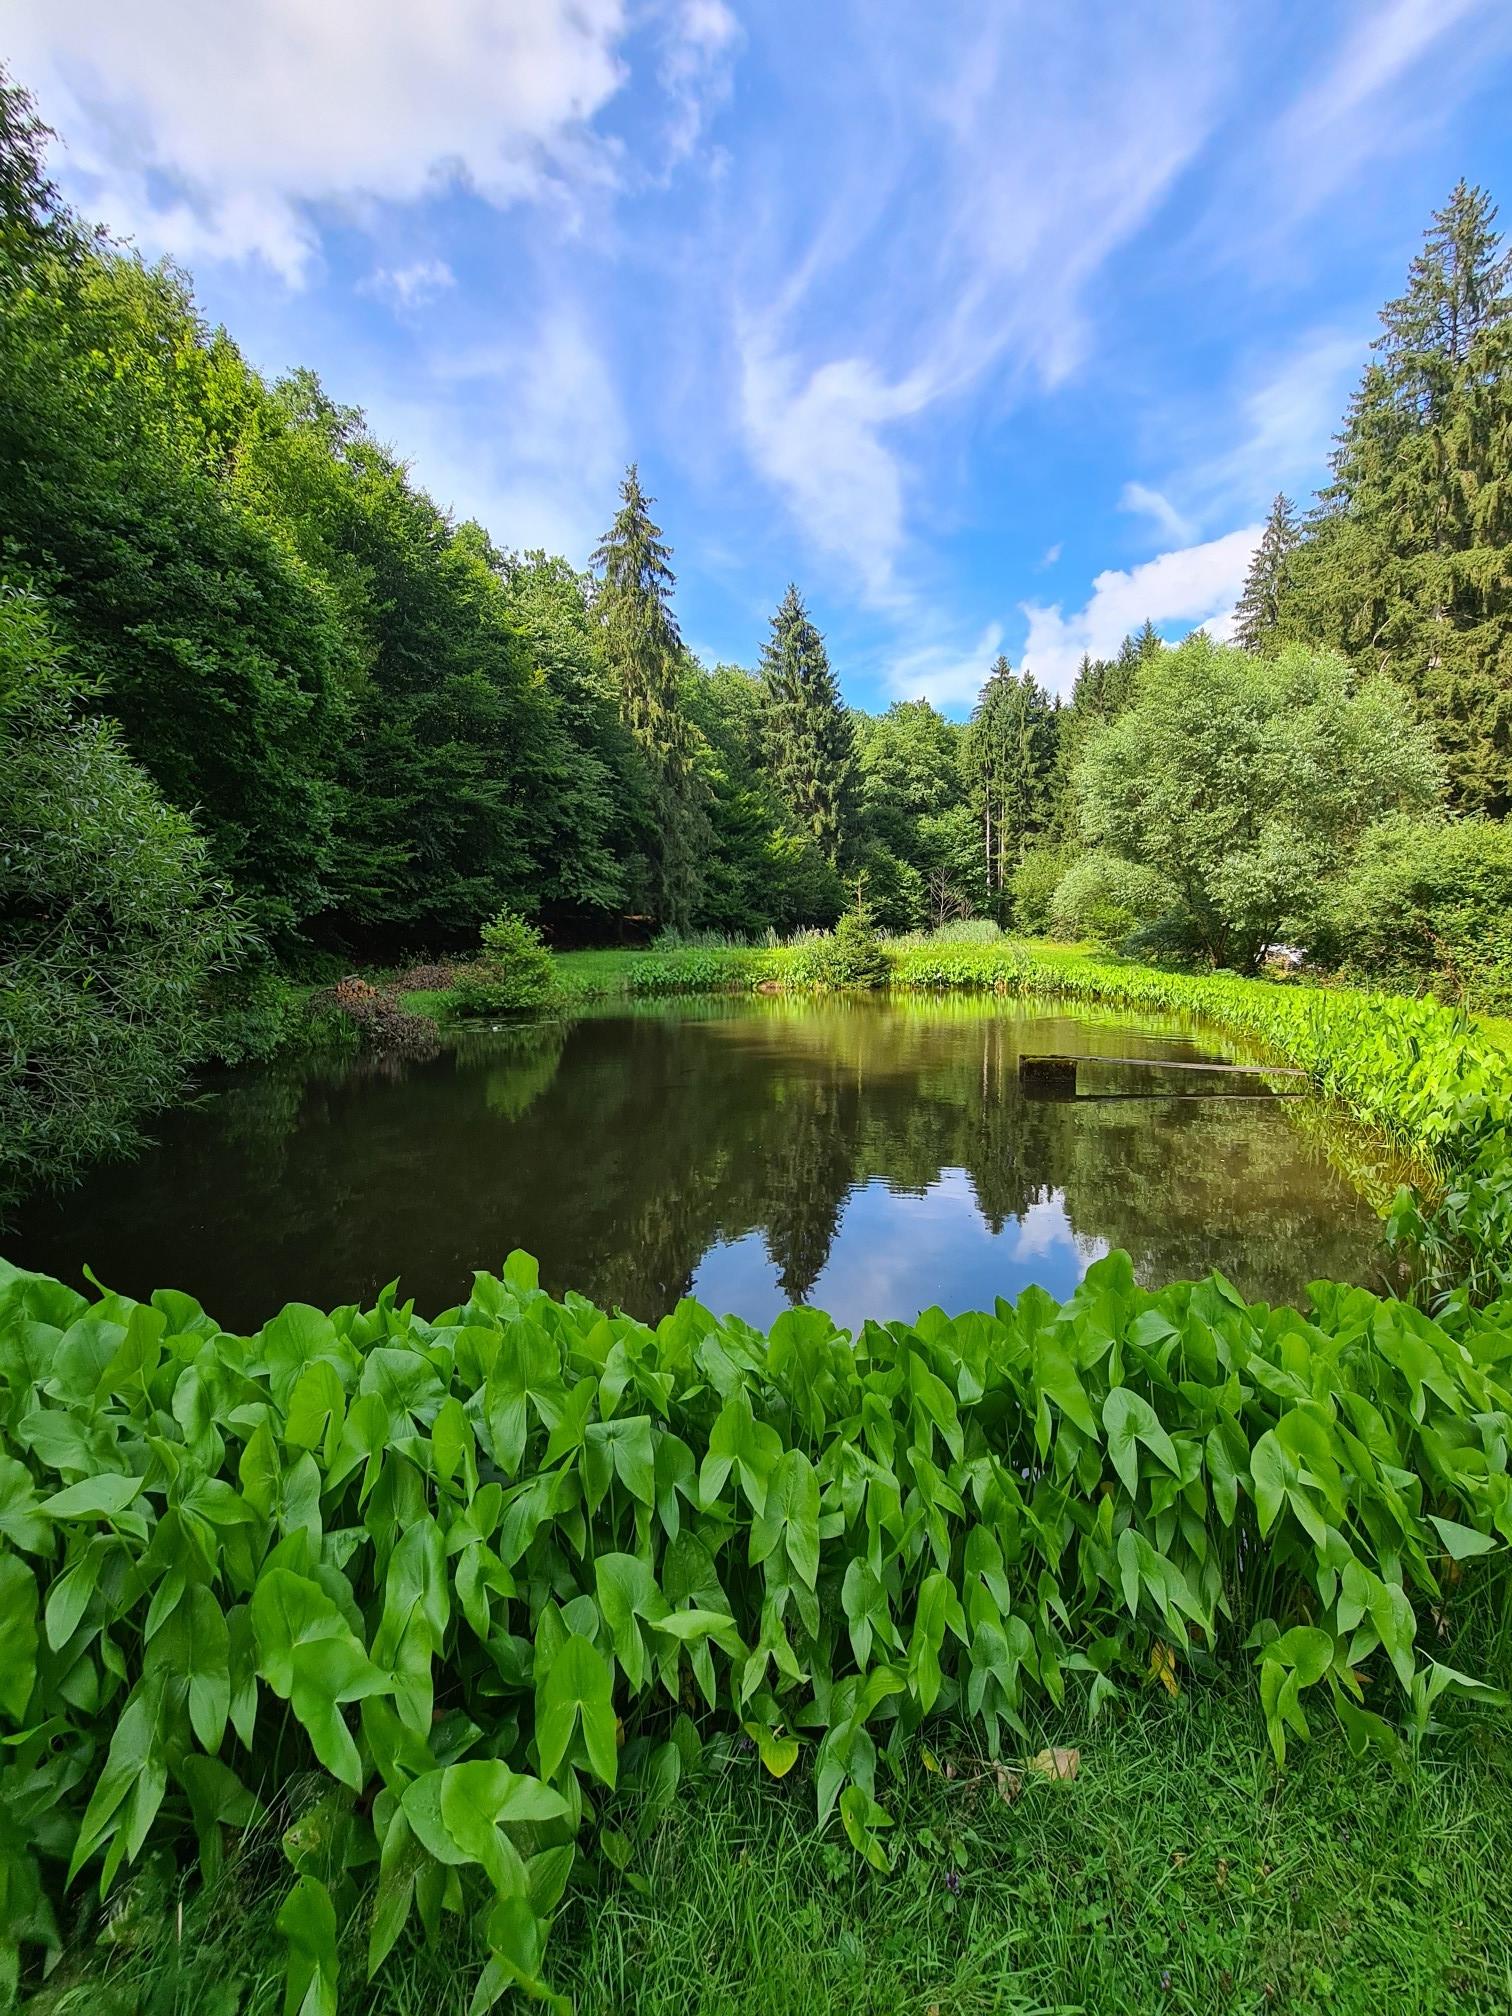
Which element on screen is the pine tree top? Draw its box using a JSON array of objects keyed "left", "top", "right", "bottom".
[
  {"left": 1377, "top": 180, "right": 1511, "bottom": 368},
  {"left": 591, "top": 462, "right": 680, "bottom": 649},
  {"left": 1233, "top": 494, "right": 1300, "bottom": 653}
]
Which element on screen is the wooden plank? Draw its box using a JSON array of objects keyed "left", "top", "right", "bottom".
[{"left": 1021, "top": 1053, "right": 1306, "bottom": 1078}]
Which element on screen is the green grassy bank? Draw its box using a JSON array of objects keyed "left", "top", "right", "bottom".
[{"left": 31, "top": 1691, "right": 1512, "bottom": 2016}]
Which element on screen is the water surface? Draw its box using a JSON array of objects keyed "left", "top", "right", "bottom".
[{"left": 8, "top": 995, "right": 1387, "bottom": 1330}]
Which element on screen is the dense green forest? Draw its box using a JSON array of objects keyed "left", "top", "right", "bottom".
[{"left": 3, "top": 64, "right": 1512, "bottom": 1199}]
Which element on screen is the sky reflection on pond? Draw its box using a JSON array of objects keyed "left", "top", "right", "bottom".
[{"left": 8, "top": 994, "right": 1388, "bottom": 1330}]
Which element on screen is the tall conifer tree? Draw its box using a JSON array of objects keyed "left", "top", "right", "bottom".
[
  {"left": 1280, "top": 183, "right": 1512, "bottom": 812},
  {"left": 965, "top": 655, "right": 1058, "bottom": 897},
  {"left": 1233, "top": 494, "right": 1300, "bottom": 652},
  {"left": 760, "top": 584, "right": 856, "bottom": 864},
  {"left": 591, "top": 465, "right": 704, "bottom": 923}
]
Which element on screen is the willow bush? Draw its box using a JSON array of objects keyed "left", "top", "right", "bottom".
[{"left": 1, "top": 1246, "right": 1509, "bottom": 2007}]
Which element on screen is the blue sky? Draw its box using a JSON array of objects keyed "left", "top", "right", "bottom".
[{"left": 10, "top": 1, "right": 1512, "bottom": 711}]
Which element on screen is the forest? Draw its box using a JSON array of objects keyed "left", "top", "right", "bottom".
[
  {"left": 4, "top": 53, "right": 1512, "bottom": 1204},
  {"left": 8, "top": 48, "right": 1512, "bottom": 2016}
]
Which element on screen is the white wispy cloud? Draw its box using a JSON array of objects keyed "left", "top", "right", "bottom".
[
  {"left": 1020, "top": 525, "right": 1262, "bottom": 698},
  {"left": 1276, "top": 0, "right": 1496, "bottom": 212},
  {"left": 1118, "top": 482, "right": 1194, "bottom": 547},
  {"left": 881, "top": 621, "right": 1004, "bottom": 711},
  {"left": 656, "top": 0, "right": 740, "bottom": 166},
  {"left": 736, "top": 3, "right": 1230, "bottom": 599},
  {"left": 331, "top": 302, "right": 625, "bottom": 568},
  {"left": 9, "top": 0, "right": 636, "bottom": 280},
  {"left": 1115, "top": 326, "right": 1363, "bottom": 560},
  {"left": 362, "top": 257, "right": 457, "bottom": 309}
]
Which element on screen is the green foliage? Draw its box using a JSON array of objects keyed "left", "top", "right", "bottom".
[
  {"left": 29, "top": 1697, "right": 1512, "bottom": 2015},
  {"left": 451, "top": 912, "right": 560, "bottom": 1019},
  {"left": 0, "top": 586, "right": 248, "bottom": 1210},
  {"left": 0, "top": 130, "right": 343, "bottom": 944},
  {"left": 592, "top": 467, "right": 706, "bottom": 927},
  {"left": 1047, "top": 854, "right": 1172, "bottom": 951},
  {"left": 852, "top": 844, "right": 925, "bottom": 933},
  {"left": 963, "top": 657, "right": 1059, "bottom": 907},
  {"left": 1072, "top": 636, "right": 1442, "bottom": 971},
  {"left": 1277, "top": 182, "right": 1512, "bottom": 816},
  {"left": 1, "top": 1237, "right": 1509, "bottom": 2006},
  {"left": 760, "top": 587, "right": 857, "bottom": 868},
  {"left": 1233, "top": 494, "right": 1301, "bottom": 653},
  {"left": 1008, "top": 842, "right": 1074, "bottom": 936},
  {"left": 791, "top": 909, "right": 891, "bottom": 990},
  {"left": 1317, "top": 816, "right": 1512, "bottom": 1010}
]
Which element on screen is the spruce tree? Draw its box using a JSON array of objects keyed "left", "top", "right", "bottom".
[
  {"left": 1233, "top": 494, "right": 1300, "bottom": 652},
  {"left": 591, "top": 465, "right": 705, "bottom": 923},
  {"left": 1280, "top": 184, "right": 1512, "bottom": 813},
  {"left": 760, "top": 583, "right": 856, "bottom": 864},
  {"left": 965, "top": 655, "right": 1058, "bottom": 897}
]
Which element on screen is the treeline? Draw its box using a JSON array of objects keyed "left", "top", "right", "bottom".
[
  {"left": 0, "top": 70, "right": 1009, "bottom": 958},
  {"left": 6, "top": 56, "right": 1512, "bottom": 1198}
]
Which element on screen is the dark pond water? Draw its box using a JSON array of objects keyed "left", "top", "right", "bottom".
[{"left": 7, "top": 996, "right": 1389, "bottom": 1331}]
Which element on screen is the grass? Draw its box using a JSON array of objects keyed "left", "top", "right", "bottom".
[{"left": 34, "top": 1690, "right": 1512, "bottom": 2016}]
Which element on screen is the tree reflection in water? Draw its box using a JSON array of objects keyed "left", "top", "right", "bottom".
[{"left": 9, "top": 996, "right": 1388, "bottom": 1331}]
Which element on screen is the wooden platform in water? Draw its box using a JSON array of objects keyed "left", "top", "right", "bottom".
[{"left": 1019, "top": 1054, "right": 1307, "bottom": 1101}]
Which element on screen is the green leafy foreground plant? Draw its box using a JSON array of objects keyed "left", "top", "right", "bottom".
[{"left": 1, "top": 1249, "right": 1509, "bottom": 2009}]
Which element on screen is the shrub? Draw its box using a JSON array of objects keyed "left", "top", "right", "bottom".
[
  {"left": 306, "top": 976, "right": 440, "bottom": 1056},
  {"left": 792, "top": 907, "right": 891, "bottom": 989},
  {"left": 856, "top": 843, "right": 925, "bottom": 933},
  {"left": 0, "top": 586, "right": 248, "bottom": 1209},
  {"left": 1318, "top": 816, "right": 1512, "bottom": 1011},
  {"left": 1072, "top": 636, "right": 1441, "bottom": 970},
  {"left": 1047, "top": 853, "right": 1171, "bottom": 950},
  {"left": 1, "top": 1248, "right": 1508, "bottom": 2008},
  {"left": 451, "top": 909, "right": 559, "bottom": 1017},
  {"left": 1010, "top": 843, "right": 1074, "bottom": 935}
]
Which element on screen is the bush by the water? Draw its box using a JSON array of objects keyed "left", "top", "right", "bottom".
[
  {"left": 1008, "top": 842, "right": 1073, "bottom": 936},
  {"left": 791, "top": 908, "right": 890, "bottom": 989},
  {"left": 1318, "top": 815, "right": 1512, "bottom": 1010},
  {"left": 1046, "top": 852, "right": 1171, "bottom": 951},
  {"left": 0, "top": 588, "right": 248, "bottom": 1210},
  {"left": 1, "top": 1242, "right": 1508, "bottom": 2008},
  {"left": 308, "top": 977, "right": 441, "bottom": 1057},
  {"left": 451, "top": 909, "right": 560, "bottom": 1017}
]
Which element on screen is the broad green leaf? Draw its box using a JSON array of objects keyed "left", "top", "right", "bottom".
[
  {"left": 537, "top": 1632, "right": 617, "bottom": 1788},
  {"left": 0, "top": 1556, "right": 39, "bottom": 1722},
  {"left": 277, "top": 1875, "right": 338, "bottom": 2016},
  {"left": 743, "top": 1721, "right": 799, "bottom": 1777},
  {"left": 39, "top": 1474, "right": 144, "bottom": 1521},
  {"left": 1267, "top": 1626, "right": 1334, "bottom": 1687},
  {"left": 749, "top": 1447, "right": 821, "bottom": 1588},
  {"left": 1034, "top": 1331, "right": 1098, "bottom": 1437},
  {"left": 252, "top": 1569, "right": 389, "bottom": 1788},
  {"left": 1102, "top": 1389, "right": 1179, "bottom": 1498},
  {"left": 1428, "top": 1515, "right": 1495, "bottom": 1561},
  {"left": 838, "top": 1785, "right": 894, "bottom": 1871},
  {"left": 0, "top": 1456, "right": 51, "bottom": 1554}
]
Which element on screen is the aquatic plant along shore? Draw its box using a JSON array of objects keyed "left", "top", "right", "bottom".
[{"left": 1, "top": 1242, "right": 1508, "bottom": 2003}]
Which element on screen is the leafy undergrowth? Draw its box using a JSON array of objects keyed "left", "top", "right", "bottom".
[
  {"left": 2, "top": 1248, "right": 1510, "bottom": 2008},
  {"left": 30, "top": 1693, "right": 1512, "bottom": 2016}
]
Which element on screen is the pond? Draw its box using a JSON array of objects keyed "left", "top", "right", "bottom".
[{"left": 7, "top": 995, "right": 1389, "bottom": 1331}]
